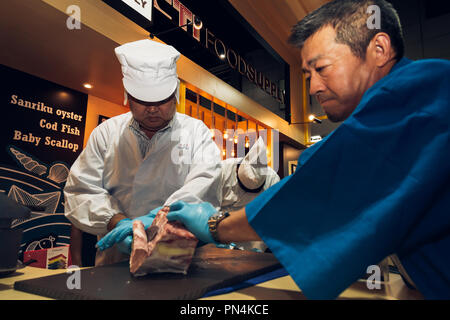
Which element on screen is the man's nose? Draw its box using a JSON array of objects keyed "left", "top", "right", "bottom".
[
  {"left": 309, "top": 74, "right": 326, "bottom": 96},
  {"left": 146, "top": 105, "right": 159, "bottom": 113}
]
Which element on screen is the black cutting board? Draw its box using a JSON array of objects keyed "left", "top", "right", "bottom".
[{"left": 14, "top": 245, "right": 281, "bottom": 300}]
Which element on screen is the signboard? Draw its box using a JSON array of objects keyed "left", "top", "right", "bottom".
[
  {"left": 103, "top": 0, "right": 290, "bottom": 121},
  {"left": 155, "top": 0, "right": 286, "bottom": 104},
  {"left": 0, "top": 64, "right": 87, "bottom": 258},
  {"left": 121, "top": 0, "right": 153, "bottom": 23}
]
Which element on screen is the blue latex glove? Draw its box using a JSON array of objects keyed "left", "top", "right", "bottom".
[
  {"left": 166, "top": 201, "right": 217, "bottom": 244},
  {"left": 96, "top": 206, "right": 162, "bottom": 252},
  {"left": 116, "top": 235, "right": 133, "bottom": 255}
]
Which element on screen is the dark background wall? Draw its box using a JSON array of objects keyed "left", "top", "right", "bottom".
[{"left": 391, "top": 0, "right": 450, "bottom": 61}]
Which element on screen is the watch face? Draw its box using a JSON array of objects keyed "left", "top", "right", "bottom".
[{"left": 213, "top": 212, "right": 223, "bottom": 219}]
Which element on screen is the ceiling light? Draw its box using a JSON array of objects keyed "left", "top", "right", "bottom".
[{"left": 83, "top": 83, "right": 93, "bottom": 89}]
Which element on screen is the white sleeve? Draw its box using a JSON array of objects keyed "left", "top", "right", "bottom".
[
  {"left": 164, "top": 122, "right": 222, "bottom": 209},
  {"left": 64, "top": 124, "right": 122, "bottom": 236},
  {"left": 265, "top": 167, "right": 281, "bottom": 188}
]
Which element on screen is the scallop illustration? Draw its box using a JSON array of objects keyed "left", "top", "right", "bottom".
[
  {"left": 47, "top": 163, "right": 70, "bottom": 184},
  {"left": 10, "top": 147, "right": 47, "bottom": 176}
]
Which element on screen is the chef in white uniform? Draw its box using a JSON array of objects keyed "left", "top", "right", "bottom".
[
  {"left": 219, "top": 137, "right": 280, "bottom": 252},
  {"left": 64, "top": 39, "right": 222, "bottom": 266}
]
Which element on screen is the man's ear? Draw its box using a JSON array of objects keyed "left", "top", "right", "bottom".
[{"left": 370, "top": 32, "right": 395, "bottom": 67}]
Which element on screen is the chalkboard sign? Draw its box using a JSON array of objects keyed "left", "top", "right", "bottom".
[{"left": 0, "top": 64, "right": 87, "bottom": 258}]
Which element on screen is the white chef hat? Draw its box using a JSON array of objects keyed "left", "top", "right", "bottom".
[
  {"left": 237, "top": 137, "right": 268, "bottom": 191},
  {"left": 114, "top": 39, "right": 180, "bottom": 105}
]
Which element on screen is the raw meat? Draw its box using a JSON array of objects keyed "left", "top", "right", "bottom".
[
  {"left": 129, "top": 220, "right": 149, "bottom": 274},
  {"left": 129, "top": 206, "right": 198, "bottom": 276}
]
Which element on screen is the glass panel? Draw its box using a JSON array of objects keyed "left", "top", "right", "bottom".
[{"left": 183, "top": 83, "right": 275, "bottom": 161}]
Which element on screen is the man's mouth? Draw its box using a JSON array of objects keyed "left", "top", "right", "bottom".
[{"left": 317, "top": 96, "right": 333, "bottom": 105}]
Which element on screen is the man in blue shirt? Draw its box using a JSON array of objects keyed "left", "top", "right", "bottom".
[{"left": 166, "top": 0, "right": 450, "bottom": 299}]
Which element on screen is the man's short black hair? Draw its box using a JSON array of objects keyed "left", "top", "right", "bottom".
[{"left": 289, "top": 0, "right": 404, "bottom": 61}]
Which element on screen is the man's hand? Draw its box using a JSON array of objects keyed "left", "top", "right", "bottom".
[
  {"left": 166, "top": 201, "right": 217, "bottom": 244},
  {"left": 96, "top": 206, "right": 162, "bottom": 252},
  {"left": 116, "top": 235, "right": 133, "bottom": 255}
]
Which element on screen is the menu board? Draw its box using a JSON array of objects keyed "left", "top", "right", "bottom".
[{"left": 0, "top": 64, "right": 87, "bottom": 258}]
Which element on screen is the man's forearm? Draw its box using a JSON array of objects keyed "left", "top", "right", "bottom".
[
  {"left": 216, "top": 207, "right": 261, "bottom": 243},
  {"left": 70, "top": 225, "right": 83, "bottom": 266},
  {"left": 107, "top": 213, "right": 128, "bottom": 231}
]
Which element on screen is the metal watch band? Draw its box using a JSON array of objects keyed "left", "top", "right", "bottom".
[{"left": 208, "top": 211, "right": 230, "bottom": 243}]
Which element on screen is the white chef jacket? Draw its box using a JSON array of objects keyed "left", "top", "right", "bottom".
[
  {"left": 220, "top": 158, "right": 280, "bottom": 212},
  {"left": 64, "top": 112, "right": 222, "bottom": 265},
  {"left": 219, "top": 157, "right": 280, "bottom": 252}
]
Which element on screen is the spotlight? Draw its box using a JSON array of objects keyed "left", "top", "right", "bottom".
[
  {"left": 291, "top": 114, "right": 323, "bottom": 125},
  {"left": 308, "top": 114, "right": 322, "bottom": 124},
  {"left": 193, "top": 16, "right": 203, "bottom": 30}
]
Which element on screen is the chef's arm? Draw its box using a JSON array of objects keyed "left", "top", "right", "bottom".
[
  {"left": 107, "top": 213, "right": 128, "bottom": 231},
  {"left": 69, "top": 225, "right": 83, "bottom": 267},
  {"left": 217, "top": 207, "right": 261, "bottom": 243},
  {"left": 164, "top": 124, "right": 223, "bottom": 209},
  {"left": 64, "top": 126, "right": 123, "bottom": 236}
]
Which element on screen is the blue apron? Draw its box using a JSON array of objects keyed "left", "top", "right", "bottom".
[{"left": 246, "top": 58, "right": 450, "bottom": 299}]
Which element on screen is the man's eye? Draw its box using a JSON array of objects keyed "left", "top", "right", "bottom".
[{"left": 316, "top": 66, "right": 327, "bottom": 73}]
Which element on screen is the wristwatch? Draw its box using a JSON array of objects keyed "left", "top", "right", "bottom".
[{"left": 208, "top": 210, "right": 230, "bottom": 243}]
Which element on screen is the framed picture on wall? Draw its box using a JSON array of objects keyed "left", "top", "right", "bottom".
[
  {"left": 288, "top": 160, "right": 298, "bottom": 175},
  {"left": 98, "top": 115, "right": 109, "bottom": 126}
]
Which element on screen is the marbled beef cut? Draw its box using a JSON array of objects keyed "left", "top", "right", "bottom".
[{"left": 129, "top": 206, "right": 198, "bottom": 276}]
